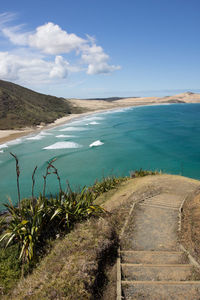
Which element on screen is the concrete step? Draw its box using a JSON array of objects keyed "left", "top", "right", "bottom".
[
  {"left": 139, "top": 203, "right": 179, "bottom": 210},
  {"left": 121, "top": 250, "right": 187, "bottom": 265},
  {"left": 122, "top": 281, "right": 200, "bottom": 300},
  {"left": 122, "top": 264, "right": 192, "bottom": 281},
  {"left": 142, "top": 200, "right": 180, "bottom": 208}
]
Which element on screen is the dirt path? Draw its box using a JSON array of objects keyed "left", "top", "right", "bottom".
[{"left": 118, "top": 175, "right": 200, "bottom": 299}]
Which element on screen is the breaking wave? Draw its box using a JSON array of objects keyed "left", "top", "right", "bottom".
[
  {"left": 59, "top": 127, "right": 87, "bottom": 132},
  {"left": 89, "top": 140, "right": 104, "bottom": 147},
  {"left": 56, "top": 135, "right": 76, "bottom": 138},
  {"left": 7, "top": 138, "right": 22, "bottom": 146},
  {"left": 43, "top": 141, "right": 82, "bottom": 150},
  {"left": 0, "top": 144, "right": 8, "bottom": 149},
  {"left": 89, "top": 121, "right": 100, "bottom": 125},
  {"left": 27, "top": 134, "right": 45, "bottom": 140}
]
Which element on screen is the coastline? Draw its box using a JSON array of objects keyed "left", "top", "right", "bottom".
[
  {"left": 1, "top": 92, "right": 200, "bottom": 145},
  {"left": 0, "top": 111, "right": 104, "bottom": 145},
  {"left": 0, "top": 102, "right": 151, "bottom": 145}
]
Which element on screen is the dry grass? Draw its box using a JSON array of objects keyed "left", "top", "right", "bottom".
[
  {"left": 3, "top": 217, "right": 118, "bottom": 300},
  {"left": 2, "top": 175, "right": 175, "bottom": 299},
  {"left": 2, "top": 178, "right": 138, "bottom": 300},
  {"left": 181, "top": 189, "right": 200, "bottom": 264}
]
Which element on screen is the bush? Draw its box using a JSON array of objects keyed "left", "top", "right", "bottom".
[
  {"left": 90, "top": 176, "right": 128, "bottom": 198},
  {"left": 130, "top": 168, "right": 159, "bottom": 178}
]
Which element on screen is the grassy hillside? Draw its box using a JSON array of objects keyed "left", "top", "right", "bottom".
[{"left": 0, "top": 80, "right": 81, "bottom": 130}]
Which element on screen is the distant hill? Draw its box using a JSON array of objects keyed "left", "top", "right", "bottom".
[
  {"left": 84, "top": 96, "right": 139, "bottom": 101},
  {"left": 0, "top": 80, "right": 81, "bottom": 130}
]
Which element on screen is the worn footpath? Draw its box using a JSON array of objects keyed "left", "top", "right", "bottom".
[{"left": 118, "top": 175, "right": 200, "bottom": 300}]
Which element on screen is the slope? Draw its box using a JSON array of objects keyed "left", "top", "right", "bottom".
[{"left": 0, "top": 80, "right": 79, "bottom": 130}]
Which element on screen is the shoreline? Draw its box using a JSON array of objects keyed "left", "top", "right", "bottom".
[
  {"left": 0, "top": 110, "right": 106, "bottom": 145},
  {"left": 1, "top": 95, "right": 200, "bottom": 145},
  {"left": 0, "top": 103, "right": 151, "bottom": 145}
]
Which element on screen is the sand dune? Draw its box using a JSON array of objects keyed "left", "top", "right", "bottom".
[{"left": 1, "top": 92, "right": 200, "bottom": 144}]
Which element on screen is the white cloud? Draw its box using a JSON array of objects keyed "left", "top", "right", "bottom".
[
  {"left": 82, "top": 44, "right": 121, "bottom": 75},
  {"left": 0, "top": 12, "right": 16, "bottom": 27},
  {"left": 0, "top": 52, "right": 69, "bottom": 83},
  {"left": 2, "top": 25, "right": 29, "bottom": 45},
  {"left": 0, "top": 52, "right": 21, "bottom": 80},
  {"left": 0, "top": 15, "right": 120, "bottom": 85},
  {"left": 29, "top": 22, "right": 86, "bottom": 55},
  {"left": 49, "top": 56, "right": 69, "bottom": 78}
]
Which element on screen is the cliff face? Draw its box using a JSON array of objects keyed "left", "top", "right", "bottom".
[{"left": 0, "top": 80, "right": 73, "bottom": 129}]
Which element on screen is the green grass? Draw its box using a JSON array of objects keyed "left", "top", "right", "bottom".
[
  {"left": 0, "top": 174, "right": 126, "bottom": 296},
  {"left": 130, "top": 168, "right": 160, "bottom": 178},
  {"left": 2, "top": 217, "right": 118, "bottom": 300},
  {"left": 0, "top": 244, "right": 21, "bottom": 294},
  {"left": 0, "top": 166, "right": 157, "bottom": 297}
]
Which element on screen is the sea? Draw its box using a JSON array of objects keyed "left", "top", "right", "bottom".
[{"left": 0, "top": 103, "right": 200, "bottom": 210}]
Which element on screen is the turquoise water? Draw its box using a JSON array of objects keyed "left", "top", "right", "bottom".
[{"left": 1, "top": 103, "right": 200, "bottom": 210}]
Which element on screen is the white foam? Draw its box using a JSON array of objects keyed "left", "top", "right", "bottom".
[
  {"left": 68, "top": 120, "right": 83, "bottom": 125},
  {"left": 89, "top": 121, "right": 100, "bottom": 125},
  {"left": 7, "top": 138, "right": 22, "bottom": 146},
  {"left": 0, "top": 143, "right": 8, "bottom": 149},
  {"left": 40, "top": 131, "right": 52, "bottom": 136},
  {"left": 56, "top": 134, "right": 76, "bottom": 138},
  {"left": 59, "top": 127, "right": 87, "bottom": 132},
  {"left": 89, "top": 140, "right": 104, "bottom": 147},
  {"left": 0, "top": 150, "right": 3, "bottom": 153},
  {"left": 84, "top": 116, "right": 104, "bottom": 121},
  {"left": 43, "top": 141, "right": 82, "bottom": 150},
  {"left": 26, "top": 134, "right": 45, "bottom": 140},
  {"left": 102, "top": 107, "right": 133, "bottom": 115}
]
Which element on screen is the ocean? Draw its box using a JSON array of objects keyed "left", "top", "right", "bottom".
[{"left": 0, "top": 103, "right": 200, "bottom": 210}]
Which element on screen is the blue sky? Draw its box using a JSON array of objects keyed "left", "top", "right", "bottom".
[{"left": 0, "top": 0, "right": 200, "bottom": 98}]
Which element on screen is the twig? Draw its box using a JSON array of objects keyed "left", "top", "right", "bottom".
[
  {"left": 10, "top": 152, "right": 20, "bottom": 207},
  {"left": 42, "top": 158, "right": 56, "bottom": 198},
  {"left": 48, "top": 160, "right": 62, "bottom": 194},
  {"left": 32, "top": 166, "right": 37, "bottom": 202}
]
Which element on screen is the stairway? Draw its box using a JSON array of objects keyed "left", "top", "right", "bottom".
[
  {"left": 118, "top": 192, "right": 200, "bottom": 299},
  {"left": 120, "top": 250, "right": 200, "bottom": 299}
]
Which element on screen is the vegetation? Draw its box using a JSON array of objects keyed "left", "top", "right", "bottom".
[
  {"left": 89, "top": 175, "right": 128, "bottom": 197},
  {"left": 0, "top": 153, "right": 129, "bottom": 295},
  {"left": 4, "top": 171, "right": 159, "bottom": 299},
  {"left": 2, "top": 218, "right": 118, "bottom": 300},
  {"left": 181, "top": 191, "right": 200, "bottom": 265},
  {"left": 130, "top": 168, "right": 160, "bottom": 178},
  {"left": 0, "top": 79, "right": 84, "bottom": 129},
  {"left": 0, "top": 152, "right": 159, "bottom": 297}
]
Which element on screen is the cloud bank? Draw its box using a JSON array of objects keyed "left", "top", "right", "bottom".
[{"left": 0, "top": 13, "right": 120, "bottom": 85}]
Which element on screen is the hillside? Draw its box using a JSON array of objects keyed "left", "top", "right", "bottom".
[
  {"left": 2, "top": 174, "right": 200, "bottom": 299},
  {"left": 0, "top": 80, "right": 81, "bottom": 130}
]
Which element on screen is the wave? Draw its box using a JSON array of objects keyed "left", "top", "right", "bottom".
[
  {"left": 7, "top": 138, "right": 22, "bottom": 146},
  {"left": 89, "top": 121, "right": 100, "bottom": 125},
  {"left": 59, "top": 127, "right": 87, "bottom": 132},
  {"left": 89, "top": 140, "right": 104, "bottom": 147},
  {"left": 0, "top": 143, "right": 8, "bottom": 149},
  {"left": 43, "top": 141, "right": 82, "bottom": 150},
  {"left": 56, "top": 134, "right": 76, "bottom": 138},
  {"left": 26, "top": 130, "right": 53, "bottom": 140},
  {"left": 0, "top": 139, "right": 22, "bottom": 149},
  {"left": 26, "top": 134, "right": 45, "bottom": 140},
  {"left": 40, "top": 131, "right": 52, "bottom": 136},
  {"left": 0, "top": 150, "right": 3, "bottom": 153},
  {"left": 84, "top": 116, "right": 104, "bottom": 121},
  {"left": 101, "top": 107, "right": 133, "bottom": 115}
]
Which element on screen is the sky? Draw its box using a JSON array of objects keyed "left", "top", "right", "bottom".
[{"left": 0, "top": 0, "right": 200, "bottom": 98}]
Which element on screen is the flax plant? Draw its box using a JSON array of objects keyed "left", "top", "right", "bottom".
[{"left": 10, "top": 152, "right": 21, "bottom": 207}]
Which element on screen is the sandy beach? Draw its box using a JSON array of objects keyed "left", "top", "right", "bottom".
[{"left": 1, "top": 92, "right": 200, "bottom": 145}]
